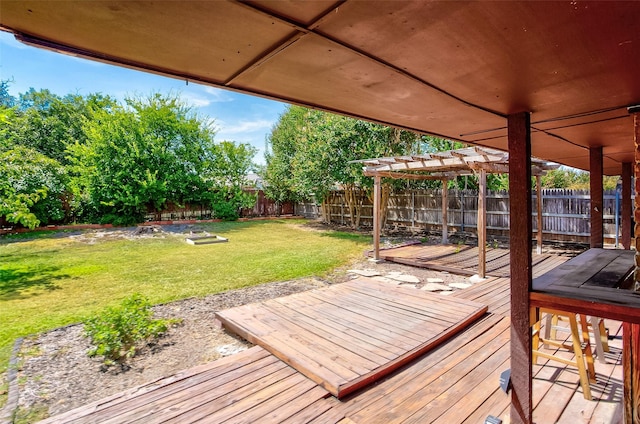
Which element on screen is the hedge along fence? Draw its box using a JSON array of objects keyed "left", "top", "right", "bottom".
[{"left": 295, "top": 189, "right": 629, "bottom": 245}]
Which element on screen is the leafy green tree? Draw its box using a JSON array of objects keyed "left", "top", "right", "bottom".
[
  {"left": 4, "top": 89, "right": 115, "bottom": 164},
  {"left": 0, "top": 146, "right": 67, "bottom": 228},
  {"left": 264, "top": 106, "right": 423, "bottom": 227},
  {"left": 71, "top": 93, "right": 216, "bottom": 224},
  {"left": 204, "top": 140, "right": 257, "bottom": 220}
]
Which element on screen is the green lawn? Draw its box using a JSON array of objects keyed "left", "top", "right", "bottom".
[{"left": 0, "top": 220, "right": 370, "bottom": 374}]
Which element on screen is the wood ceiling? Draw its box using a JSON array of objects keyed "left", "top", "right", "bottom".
[{"left": 2, "top": 1, "right": 639, "bottom": 175}]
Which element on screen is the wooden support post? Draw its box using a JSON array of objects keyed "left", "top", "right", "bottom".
[
  {"left": 626, "top": 111, "right": 640, "bottom": 423},
  {"left": 590, "top": 146, "right": 604, "bottom": 248},
  {"left": 442, "top": 179, "right": 448, "bottom": 244},
  {"left": 536, "top": 175, "right": 543, "bottom": 255},
  {"left": 623, "top": 322, "right": 640, "bottom": 423},
  {"left": 372, "top": 175, "right": 381, "bottom": 261},
  {"left": 508, "top": 112, "right": 533, "bottom": 424},
  {"left": 478, "top": 169, "right": 487, "bottom": 278},
  {"left": 622, "top": 162, "right": 632, "bottom": 250}
]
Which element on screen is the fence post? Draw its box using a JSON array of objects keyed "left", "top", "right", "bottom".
[{"left": 411, "top": 191, "right": 415, "bottom": 229}]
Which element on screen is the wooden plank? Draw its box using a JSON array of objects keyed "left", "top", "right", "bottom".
[
  {"left": 164, "top": 372, "right": 313, "bottom": 423},
  {"left": 532, "top": 249, "right": 626, "bottom": 290},
  {"left": 262, "top": 300, "right": 393, "bottom": 364},
  {"left": 348, "top": 325, "right": 510, "bottom": 424},
  {"left": 530, "top": 291, "right": 640, "bottom": 323},
  {"left": 343, "top": 316, "right": 510, "bottom": 421},
  {"left": 279, "top": 398, "right": 339, "bottom": 424},
  {"left": 221, "top": 383, "right": 327, "bottom": 424},
  {"left": 583, "top": 254, "right": 635, "bottom": 287},
  {"left": 38, "top": 346, "right": 274, "bottom": 423},
  {"left": 249, "top": 307, "right": 381, "bottom": 376},
  {"left": 114, "top": 361, "right": 298, "bottom": 423},
  {"left": 270, "top": 295, "right": 404, "bottom": 357},
  {"left": 424, "top": 357, "right": 511, "bottom": 424},
  {"left": 508, "top": 110, "right": 533, "bottom": 424}
]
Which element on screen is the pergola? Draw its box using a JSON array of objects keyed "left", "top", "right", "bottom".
[
  {"left": 357, "top": 146, "right": 559, "bottom": 277},
  {"left": 2, "top": 2, "right": 640, "bottom": 422}
]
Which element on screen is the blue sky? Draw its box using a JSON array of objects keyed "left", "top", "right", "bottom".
[{"left": 0, "top": 30, "right": 288, "bottom": 165}]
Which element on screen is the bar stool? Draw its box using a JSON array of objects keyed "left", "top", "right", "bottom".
[
  {"left": 531, "top": 307, "right": 596, "bottom": 400},
  {"left": 545, "top": 314, "right": 609, "bottom": 363}
]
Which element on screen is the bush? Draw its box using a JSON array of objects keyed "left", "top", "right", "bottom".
[{"left": 84, "top": 294, "right": 178, "bottom": 365}]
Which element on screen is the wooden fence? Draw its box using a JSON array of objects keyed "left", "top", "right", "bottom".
[
  {"left": 295, "top": 189, "right": 628, "bottom": 244},
  {"left": 144, "top": 190, "right": 294, "bottom": 221}
]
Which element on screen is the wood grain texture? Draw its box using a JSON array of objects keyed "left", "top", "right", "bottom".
[
  {"left": 216, "top": 277, "right": 487, "bottom": 398},
  {"left": 508, "top": 111, "right": 533, "bottom": 424}
]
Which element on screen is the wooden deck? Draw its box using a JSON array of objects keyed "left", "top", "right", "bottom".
[
  {"left": 377, "top": 243, "right": 570, "bottom": 277},
  {"left": 216, "top": 277, "right": 488, "bottom": 398},
  {"left": 41, "top": 253, "right": 624, "bottom": 424}
]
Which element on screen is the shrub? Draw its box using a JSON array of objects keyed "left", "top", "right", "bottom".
[{"left": 84, "top": 294, "right": 178, "bottom": 365}]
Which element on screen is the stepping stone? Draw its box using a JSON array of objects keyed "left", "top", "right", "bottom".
[
  {"left": 420, "top": 283, "right": 452, "bottom": 291},
  {"left": 469, "top": 274, "right": 489, "bottom": 284},
  {"left": 449, "top": 282, "right": 472, "bottom": 289},
  {"left": 373, "top": 276, "right": 401, "bottom": 285},
  {"left": 426, "top": 277, "right": 444, "bottom": 283},
  {"left": 386, "top": 271, "right": 403, "bottom": 276},
  {"left": 347, "top": 269, "right": 382, "bottom": 277},
  {"left": 387, "top": 274, "right": 420, "bottom": 283},
  {"left": 440, "top": 291, "right": 454, "bottom": 296},
  {"left": 216, "top": 344, "right": 248, "bottom": 356}
]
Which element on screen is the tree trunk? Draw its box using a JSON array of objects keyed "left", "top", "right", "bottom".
[{"left": 344, "top": 184, "right": 363, "bottom": 229}]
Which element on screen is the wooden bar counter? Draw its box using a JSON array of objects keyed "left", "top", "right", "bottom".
[{"left": 530, "top": 248, "right": 640, "bottom": 422}]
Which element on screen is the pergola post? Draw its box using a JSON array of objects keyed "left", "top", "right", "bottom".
[
  {"left": 590, "top": 146, "right": 604, "bottom": 248},
  {"left": 477, "top": 169, "right": 487, "bottom": 278},
  {"left": 442, "top": 178, "right": 448, "bottom": 244},
  {"left": 508, "top": 112, "right": 533, "bottom": 424},
  {"left": 372, "top": 175, "right": 381, "bottom": 261},
  {"left": 622, "top": 162, "right": 632, "bottom": 250},
  {"left": 536, "top": 175, "right": 543, "bottom": 255}
]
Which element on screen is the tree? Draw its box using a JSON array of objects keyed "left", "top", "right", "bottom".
[
  {"left": 0, "top": 146, "right": 67, "bottom": 228},
  {"left": 263, "top": 106, "right": 424, "bottom": 228},
  {"left": 204, "top": 140, "right": 257, "bottom": 220},
  {"left": 71, "top": 93, "right": 216, "bottom": 225}
]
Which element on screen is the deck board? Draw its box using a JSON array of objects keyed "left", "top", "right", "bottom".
[
  {"left": 378, "top": 243, "right": 569, "bottom": 277},
  {"left": 216, "top": 277, "right": 488, "bottom": 398}
]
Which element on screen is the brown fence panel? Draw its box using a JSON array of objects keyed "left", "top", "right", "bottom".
[{"left": 298, "top": 188, "right": 629, "bottom": 245}]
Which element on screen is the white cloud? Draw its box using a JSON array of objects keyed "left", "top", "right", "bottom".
[
  {"left": 202, "top": 86, "right": 234, "bottom": 103},
  {"left": 180, "top": 91, "right": 211, "bottom": 107},
  {"left": 219, "top": 119, "right": 273, "bottom": 135}
]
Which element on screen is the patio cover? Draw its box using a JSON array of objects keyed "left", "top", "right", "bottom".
[{"left": 1, "top": 1, "right": 638, "bottom": 175}]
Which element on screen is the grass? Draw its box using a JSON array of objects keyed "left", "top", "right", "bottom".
[{"left": 0, "top": 220, "right": 370, "bottom": 376}]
